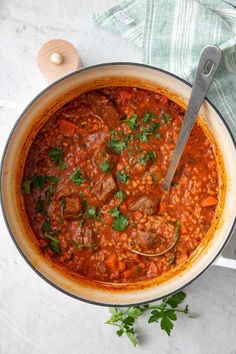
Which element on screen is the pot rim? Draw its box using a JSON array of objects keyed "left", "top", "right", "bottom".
[{"left": 1, "top": 62, "right": 236, "bottom": 307}]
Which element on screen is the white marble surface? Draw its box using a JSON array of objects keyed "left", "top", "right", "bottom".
[{"left": 0, "top": 1, "right": 236, "bottom": 353}]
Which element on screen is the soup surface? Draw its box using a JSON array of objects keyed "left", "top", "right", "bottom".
[{"left": 23, "top": 87, "right": 219, "bottom": 283}]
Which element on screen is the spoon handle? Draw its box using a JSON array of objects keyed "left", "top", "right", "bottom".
[{"left": 163, "top": 45, "right": 222, "bottom": 191}]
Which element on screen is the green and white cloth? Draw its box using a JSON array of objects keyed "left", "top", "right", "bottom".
[{"left": 93, "top": 0, "right": 236, "bottom": 136}]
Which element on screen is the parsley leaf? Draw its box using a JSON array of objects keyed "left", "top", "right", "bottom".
[
  {"left": 142, "top": 112, "right": 154, "bottom": 123},
  {"left": 48, "top": 239, "right": 61, "bottom": 255},
  {"left": 22, "top": 180, "right": 32, "bottom": 195},
  {"left": 115, "top": 190, "right": 127, "bottom": 202},
  {"left": 160, "top": 113, "right": 172, "bottom": 125},
  {"left": 105, "top": 291, "right": 192, "bottom": 347},
  {"left": 164, "top": 291, "right": 186, "bottom": 308},
  {"left": 109, "top": 206, "right": 120, "bottom": 218},
  {"left": 99, "top": 160, "right": 110, "bottom": 173},
  {"left": 48, "top": 146, "right": 66, "bottom": 170},
  {"left": 137, "top": 151, "right": 156, "bottom": 165},
  {"left": 87, "top": 206, "right": 98, "bottom": 220},
  {"left": 36, "top": 197, "right": 46, "bottom": 215},
  {"left": 41, "top": 219, "right": 61, "bottom": 255},
  {"left": 109, "top": 206, "right": 129, "bottom": 231},
  {"left": 117, "top": 170, "right": 129, "bottom": 183},
  {"left": 22, "top": 175, "right": 60, "bottom": 195},
  {"left": 107, "top": 136, "right": 127, "bottom": 154},
  {"left": 70, "top": 166, "right": 86, "bottom": 185},
  {"left": 31, "top": 175, "right": 46, "bottom": 188},
  {"left": 123, "top": 114, "right": 139, "bottom": 130}
]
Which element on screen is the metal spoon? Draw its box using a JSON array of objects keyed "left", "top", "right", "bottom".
[
  {"left": 163, "top": 45, "right": 222, "bottom": 191},
  {"left": 131, "top": 45, "right": 222, "bottom": 257}
]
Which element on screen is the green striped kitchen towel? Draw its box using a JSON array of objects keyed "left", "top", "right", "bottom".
[{"left": 93, "top": 0, "right": 236, "bottom": 136}]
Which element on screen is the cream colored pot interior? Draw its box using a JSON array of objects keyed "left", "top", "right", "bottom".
[{"left": 1, "top": 64, "right": 236, "bottom": 306}]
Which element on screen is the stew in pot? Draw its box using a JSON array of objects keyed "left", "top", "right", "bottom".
[{"left": 22, "top": 87, "right": 219, "bottom": 283}]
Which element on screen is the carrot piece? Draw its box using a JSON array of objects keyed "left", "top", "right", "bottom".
[
  {"left": 159, "top": 201, "right": 168, "bottom": 213},
  {"left": 105, "top": 254, "right": 117, "bottom": 273},
  {"left": 201, "top": 196, "right": 218, "bottom": 207},
  {"left": 59, "top": 119, "right": 76, "bottom": 137},
  {"left": 123, "top": 269, "right": 134, "bottom": 279}
]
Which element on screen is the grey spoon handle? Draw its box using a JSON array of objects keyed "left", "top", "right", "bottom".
[{"left": 162, "top": 45, "right": 222, "bottom": 191}]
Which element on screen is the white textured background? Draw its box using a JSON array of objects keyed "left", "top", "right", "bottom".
[{"left": 0, "top": 1, "right": 236, "bottom": 353}]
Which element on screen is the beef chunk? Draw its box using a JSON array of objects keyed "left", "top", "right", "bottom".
[
  {"left": 131, "top": 229, "right": 162, "bottom": 250},
  {"left": 63, "top": 195, "right": 82, "bottom": 221},
  {"left": 92, "top": 174, "right": 116, "bottom": 203},
  {"left": 86, "top": 92, "right": 120, "bottom": 129},
  {"left": 128, "top": 195, "right": 159, "bottom": 215}
]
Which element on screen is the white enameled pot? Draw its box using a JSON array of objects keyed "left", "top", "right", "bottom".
[{"left": 1, "top": 63, "right": 236, "bottom": 306}]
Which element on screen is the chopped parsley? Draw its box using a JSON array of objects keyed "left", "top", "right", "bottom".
[
  {"left": 41, "top": 219, "right": 52, "bottom": 232},
  {"left": 117, "top": 170, "right": 129, "bottom": 183},
  {"left": 87, "top": 206, "right": 99, "bottom": 220},
  {"left": 115, "top": 190, "right": 127, "bottom": 202},
  {"left": 109, "top": 206, "right": 120, "bottom": 218},
  {"left": 22, "top": 180, "right": 32, "bottom": 195},
  {"left": 142, "top": 112, "right": 154, "bottom": 123},
  {"left": 31, "top": 175, "right": 46, "bottom": 188},
  {"left": 160, "top": 113, "right": 171, "bottom": 125},
  {"left": 70, "top": 166, "right": 86, "bottom": 185},
  {"left": 123, "top": 114, "right": 139, "bottom": 130},
  {"left": 169, "top": 254, "right": 176, "bottom": 265},
  {"left": 99, "top": 160, "right": 110, "bottom": 173},
  {"left": 109, "top": 206, "right": 129, "bottom": 231},
  {"left": 79, "top": 192, "right": 87, "bottom": 198},
  {"left": 107, "top": 136, "right": 127, "bottom": 154},
  {"left": 36, "top": 197, "right": 44, "bottom": 214},
  {"left": 45, "top": 190, "right": 52, "bottom": 203},
  {"left": 41, "top": 219, "right": 60, "bottom": 255},
  {"left": 137, "top": 151, "right": 156, "bottom": 165},
  {"left": 22, "top": 175, "right": 60, "bottom": 195},
  {"left": 135, "top": 145, "right": 141, "bottom": 153},
  {"left": 48, "top": 146, "right": 66, "bottom": 170}
]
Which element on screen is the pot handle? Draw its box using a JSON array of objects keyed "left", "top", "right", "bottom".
[{"left": 213, "top": 255, "right": 236, "bottom": 270}]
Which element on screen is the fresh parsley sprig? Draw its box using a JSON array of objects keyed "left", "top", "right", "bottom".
[
  {"left": 105, "top": 291, "right": 193, "bottom": 347},
  {"left": 48, "top": 146, "right": 66, "bottom": 170},
  {"left": 109, "top": 206, "right": 129, "bottom": 231}
]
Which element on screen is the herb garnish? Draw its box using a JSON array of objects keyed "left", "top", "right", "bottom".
[
  {"left": 137, "top": 151, "right": 156, "bottom": 165},
  {"left": 142, "top": 112, "right": 154, "bottom": 123},
  {"left": 99, "top": 160, "right": 110, "bottom": 173},
  {"left": 22, "top": 175, "right": 60, "bottom": 195},
  {"left": 48, "top": 146, "right": 66, "bottom": 170},
  {"left": 117, "top": 170, "right": 129, "bottom": 183},
  {"left": 107, "top": 136, "right": 127, "bottom": 154},
  {"left": 123, "top": 114, "right": 139, "bottom": 130},
  {"left": 105, "top": 291, "right": 193, "bottom": 347},
  {"left": 22, "top": 180, "right": 32, "bottom": 195},
  {"left": 87, "top": 206, "right": 99, "bottom": 220},
  {"left": 160, "top": 113, "right": 171, "bottom": 125},
  {"left": 115, "top": 190, "right": 127, "bottom": 202},
  {"left": 109, "top": 206, "right": 129, "bottom": 231},
  {"left": 41, "top": 219, "right": 60, "bottom": 255},
  {"left": 70, "top": 166, "right": 86, "bottom": 185}
]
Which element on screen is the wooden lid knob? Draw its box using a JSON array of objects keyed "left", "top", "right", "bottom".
[{"left": 37, "top": 39, "right": 82, "bottom": 82}]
